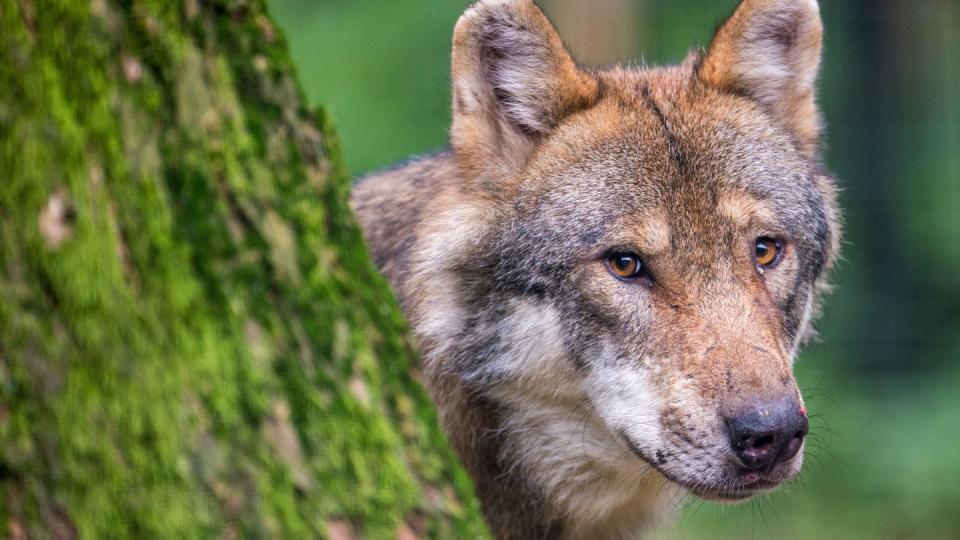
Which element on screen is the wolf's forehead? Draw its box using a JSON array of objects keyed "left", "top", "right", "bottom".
[
  {"left": 534, "top": 131, "right": 804, "bottom": 215},
  {"left": 523, "top": 139, "right": 818, "bottom": 265},
  {"left": 521, "top": 73, "right": 822, "bottom": 251},
  {"left": 543, "top": 89, "right": 811, "bottom": 203}
]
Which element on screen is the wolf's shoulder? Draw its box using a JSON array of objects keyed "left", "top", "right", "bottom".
[{"left": 350, "top": 149, "right": 459, "bottom": 294}]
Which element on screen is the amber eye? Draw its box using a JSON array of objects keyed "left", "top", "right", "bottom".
[
  {"left": 755, "top": 237, "right": 783, "bottom": 268},
  {"left": 606, "top": 253, "right": 647, "bottom": 281}
]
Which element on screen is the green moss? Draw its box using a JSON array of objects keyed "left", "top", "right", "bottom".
[{"left": 0, "top": 0, "right": 488, "bottom": 537}]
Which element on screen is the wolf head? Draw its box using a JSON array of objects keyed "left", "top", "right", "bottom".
[{"left": 413, "top": 0, "right": 840, "bottom": 529}]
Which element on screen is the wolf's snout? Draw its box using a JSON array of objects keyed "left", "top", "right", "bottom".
[{"left": 726, "top": 399, "right": 809, "bottom": 471}]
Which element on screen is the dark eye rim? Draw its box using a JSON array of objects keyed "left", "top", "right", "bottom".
[
  {"left": 602, "top": 251, "right": 654, "bottom": 285},
  {"left": 754, "top": 237, "right": 786, "bottom": 270}
]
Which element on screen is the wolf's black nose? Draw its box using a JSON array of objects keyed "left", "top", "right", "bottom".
[{"left": 727, "top": 399, "right": 808, "bottom": 471}]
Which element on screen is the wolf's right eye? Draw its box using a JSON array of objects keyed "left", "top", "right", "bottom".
[
  {"left": 605, "top": 253, "right": 649, "bottom": 283},
  {"left": 754, "top": 237, "right": 783, "bottom": 269}
]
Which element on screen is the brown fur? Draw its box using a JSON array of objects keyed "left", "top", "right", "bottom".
[{"left": 352, "top": 1, "right": 840, "bottom": 538}]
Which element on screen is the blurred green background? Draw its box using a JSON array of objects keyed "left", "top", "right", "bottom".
[{"left": 269, "top": 0, "right": 960, "bottom": 538}]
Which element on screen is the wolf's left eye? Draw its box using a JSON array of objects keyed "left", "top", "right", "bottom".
[
  {"left": 755, "top": 237, "right": 783, "bottom": 269},
  {"left": 605, "top": 253, "right": 650, "bottom": 283}
]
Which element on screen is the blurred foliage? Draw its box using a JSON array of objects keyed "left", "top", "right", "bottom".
[{"left": 270, "top": 0, "right": 960, "bottom": 538}]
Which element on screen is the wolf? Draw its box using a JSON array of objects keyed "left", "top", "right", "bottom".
[{"left": 351, "top": 0, "right": 841, "bottom": 537}]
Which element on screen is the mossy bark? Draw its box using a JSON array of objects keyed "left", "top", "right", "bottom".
[{"left": 0, "top": 0, "right": 487, "bottom": 538}]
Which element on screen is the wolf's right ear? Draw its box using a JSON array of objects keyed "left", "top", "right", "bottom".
[
  {"left": 698, "top": 0, "right": 824, "bottom": 157},
  {"left": 451, "top": 0, "right": 599, "bottom": 176}
]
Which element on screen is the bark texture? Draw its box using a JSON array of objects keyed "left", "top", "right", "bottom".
[{"left": 0, "top": 1, "right": 487, "bottom": 538}]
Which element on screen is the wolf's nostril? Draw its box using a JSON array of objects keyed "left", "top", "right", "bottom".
[
  {"left": 778, "top": 433, "right": 805, "bottom": 464},
  {"left": 753, "top": 435, "right": 775, "bottom": 449}
]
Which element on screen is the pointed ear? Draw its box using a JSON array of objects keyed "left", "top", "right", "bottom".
[
  {"left": 698, "top": 0, "right": 824, "bottom": 156},
  {"left": 451, "top": 0, "right": 599, "bottom": 174}
]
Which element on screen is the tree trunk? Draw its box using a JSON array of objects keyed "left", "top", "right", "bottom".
[{"left": 0, "top": 1, "right": 487, "bottom": 538}]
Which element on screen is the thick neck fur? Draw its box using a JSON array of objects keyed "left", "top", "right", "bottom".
[{"left": 436, "top": 371, "right": 679, "bottom": 540}]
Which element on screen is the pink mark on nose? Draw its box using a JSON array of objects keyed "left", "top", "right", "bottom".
[{"left": 800, "top": 407, "right": 808, "bottom": 417}]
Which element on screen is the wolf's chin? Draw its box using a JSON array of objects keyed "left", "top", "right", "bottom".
[
  {"left": 620, "top": 431, "right": 802, "bottom": 504},
  {"left": 689, "top": 479, "right": 779, "bottom": 502}
]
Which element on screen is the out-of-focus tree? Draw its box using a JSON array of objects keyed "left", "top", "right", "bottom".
[{"left": 0, "top": 1, "right": 487, "bottom": 538}]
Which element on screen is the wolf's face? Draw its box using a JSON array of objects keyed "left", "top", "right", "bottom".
[
  {"left": 493, "top": 78, "right": 837, "bottom": 500},
  {"left": 418, "top": 0, "right": 838, "bottom": 523}
]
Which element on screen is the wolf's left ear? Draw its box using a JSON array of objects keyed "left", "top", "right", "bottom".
[
  {"left": 699, "top": 0, "right": 823, "bottom": 156},
  {"left": 450, "top": 0, "right": 599, "bottom": 175}
]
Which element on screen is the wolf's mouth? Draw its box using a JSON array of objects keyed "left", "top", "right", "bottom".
[
  {"left": 688, "top": 478, "right": 781, "bottom": 502},
  {"left": 619, "top": 432, "right": 785, "bottom": 502}
]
